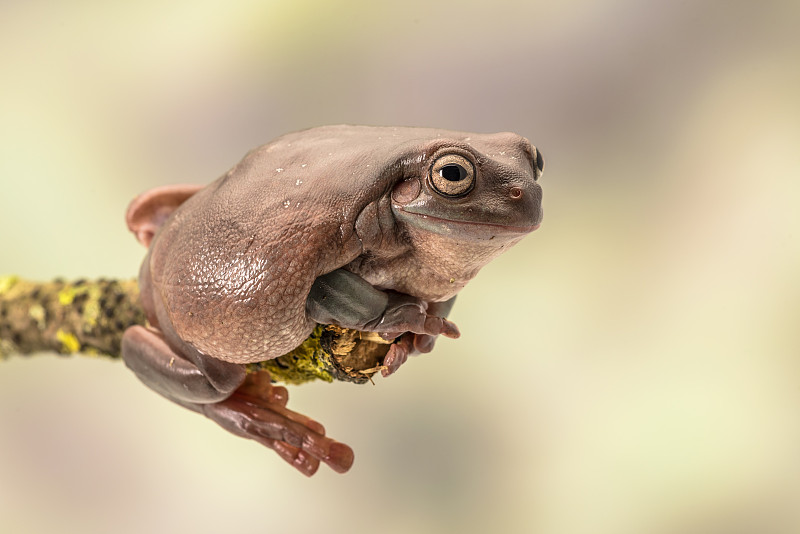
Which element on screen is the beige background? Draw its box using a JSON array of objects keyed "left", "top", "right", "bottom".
[{"left": 1, "top": 1, "right": 799, "bottom": 533}]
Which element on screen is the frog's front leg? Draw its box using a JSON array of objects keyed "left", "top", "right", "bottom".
[
  {"left": 306, "top": 268, "right": 460, "bottom": 375},
  {"left": 121, "top": 326, "right": 354, "bottom": 476},
  {"left": 381, "top": 297, "right": 457, "bottom": 376}
]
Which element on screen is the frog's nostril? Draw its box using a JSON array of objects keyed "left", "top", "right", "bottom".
[{"left": 509, "top": 187, "right": 523, "bottom": 199}]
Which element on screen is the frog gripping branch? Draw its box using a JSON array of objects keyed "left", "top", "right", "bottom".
[{"left": 2, "top": 125, "right": 544, "bottom": 476}]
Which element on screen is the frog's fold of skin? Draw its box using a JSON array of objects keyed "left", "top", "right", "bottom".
[{"left": 121, "top": 124, "right": 544, "bottom": 476}]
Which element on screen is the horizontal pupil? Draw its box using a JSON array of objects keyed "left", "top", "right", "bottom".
[{"left": 440, "top": 164, "right": 465, "bottom": 181}]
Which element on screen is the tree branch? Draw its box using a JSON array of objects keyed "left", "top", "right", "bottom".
[{"left": 0, "top": 276, "right": 391, "bottom": 385}]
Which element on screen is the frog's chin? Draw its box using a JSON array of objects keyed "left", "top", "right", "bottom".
[{"left": 396, "top": 208, "right": 540, "bottom": 242}]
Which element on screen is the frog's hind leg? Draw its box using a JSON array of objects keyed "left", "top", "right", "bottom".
[
  {"left": 121, "top": 325, "right": 354, "bottom": 476},
  {"left": 121, "top": 325, "right": 239, "bottom": 404}
]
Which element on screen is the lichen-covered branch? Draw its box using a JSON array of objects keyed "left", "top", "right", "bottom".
[
  {"left": 0, "top": 276, "right": 391, "bottom": 385},
  {"left": 0, "top": 276, "right": 145, "bottom": 359}
]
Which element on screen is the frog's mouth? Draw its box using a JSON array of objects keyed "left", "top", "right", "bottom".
[{"left": 397, "top": 208, "right": 540, "bottom": 240}]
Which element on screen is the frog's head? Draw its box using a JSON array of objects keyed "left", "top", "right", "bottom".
[{"left": 391, "top": 132, "right": 543, "bottom": 244}]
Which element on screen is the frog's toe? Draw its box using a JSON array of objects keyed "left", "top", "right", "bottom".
[
  {"left": 422, "top": 316, "right": 460, "bottom": 338},
  {"left": 440, "top": 318, "right": 460, "bottom": 339},
  {"left": 382, "top": 334, "right": 416, "bottom": 376}
]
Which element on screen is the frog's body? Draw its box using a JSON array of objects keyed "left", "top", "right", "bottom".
[{"left": 122, "top": 125, "right": 543, "bottom": 476}]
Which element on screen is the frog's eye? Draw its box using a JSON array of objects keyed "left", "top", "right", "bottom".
[
  {"left": 429, "top": 154, "right": 475, "bottom": 197},
  {"left": 535, "top": 148, "right": 544, "bottom": 175}
]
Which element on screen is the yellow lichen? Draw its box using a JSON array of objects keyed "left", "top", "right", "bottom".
[
  {"left": 58, "top": 285, "right": 87, "bottom": 305},
  {"left": 82, "top": 346, "right": 103, "bottom": 357},
  {"left": 80, "top": 286, "right": 102, "bottom": 328},
  {"left": 247, "top": 325, "right": 334, "bottom": 384},
  {"left": 28, "top": 304, "right": 46, "bottom": 329},
  {"left": 0, "top": 275, "right": 19, "bottom": 296},
  {"left": 56, "top": 282, "right": 102, "bottom": 328},
  {"left": 56, "top": 329, "right": 81, "bottom": 354}
]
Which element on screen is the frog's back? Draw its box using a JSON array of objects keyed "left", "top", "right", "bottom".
[{"left": 147, "top": 125, "right": 458, "bottom": 363}]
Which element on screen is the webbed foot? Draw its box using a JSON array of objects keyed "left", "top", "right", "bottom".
[{"left": 201, "top": 372, "right": 355, "bottom": 476}]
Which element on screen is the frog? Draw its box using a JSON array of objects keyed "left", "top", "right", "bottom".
[{"left": 122, "top": 125, "right": 544, "bottom": 476}]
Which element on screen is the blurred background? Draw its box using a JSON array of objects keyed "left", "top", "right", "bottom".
[{"left": 1, "top": 0, "right": 798, "bottom": 532}]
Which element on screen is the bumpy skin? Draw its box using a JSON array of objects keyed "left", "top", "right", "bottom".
[{"left": 122, "top": 125, "right": 543, "bottom": 476}]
